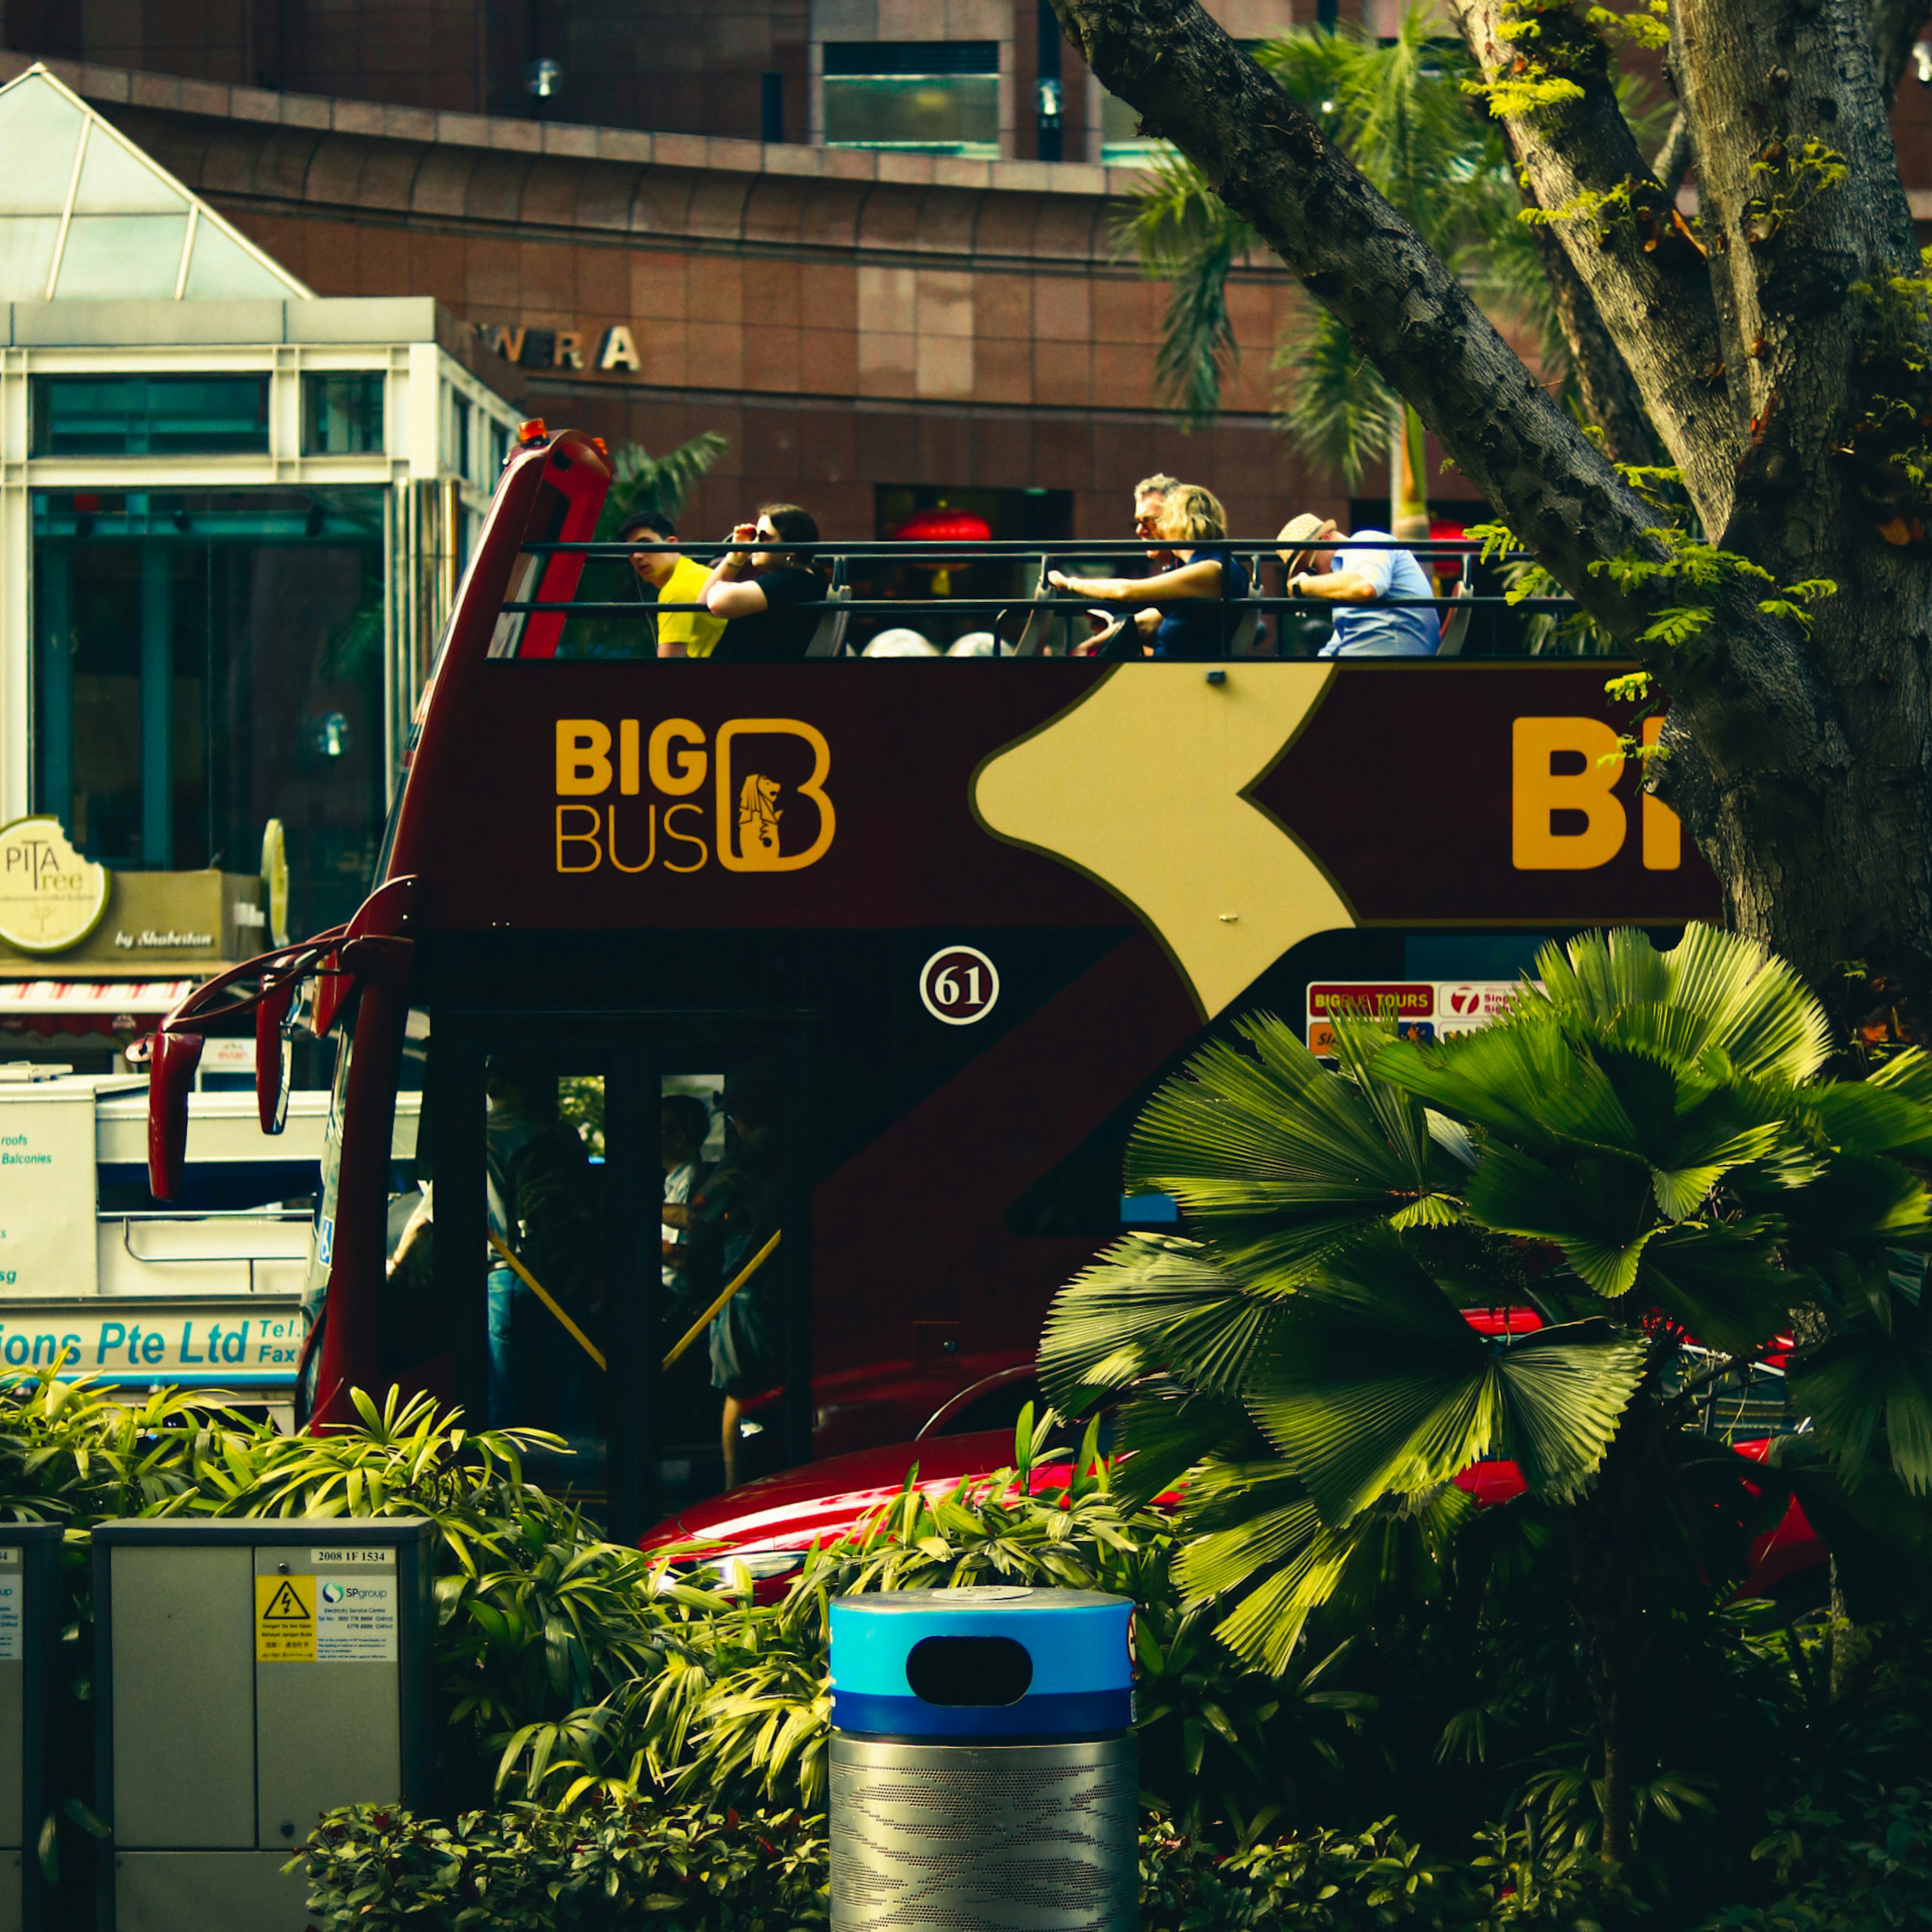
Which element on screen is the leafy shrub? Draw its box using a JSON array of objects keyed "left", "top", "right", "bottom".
[
  {"left": 296, "top": 1798, "right": 826, "bottom": 1930},
  {"left": 295, "top": 1803, "right": 1632, "bottom": 1932},
  {"left": 1703, "top": 1781, "right": 1932, "bottom": 1932}
]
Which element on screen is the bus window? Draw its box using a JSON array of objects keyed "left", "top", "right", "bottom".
[{"left": 481, "top": 1054, "right": 607, "bottom": 1456}]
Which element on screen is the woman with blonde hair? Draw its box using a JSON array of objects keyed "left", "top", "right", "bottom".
[{"left": 1048, "top": 482, "right": 1248, "bottom": 660}]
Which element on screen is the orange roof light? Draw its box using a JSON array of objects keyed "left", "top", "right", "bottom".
[
  {"left": 591, "top": 436, "right": 609, "bottom": 457},
  {"left": 517, "top": 418, "right": 548, "bottom": 444}
]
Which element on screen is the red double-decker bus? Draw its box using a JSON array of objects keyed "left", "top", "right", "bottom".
[{"left": 143, "top": 425, "right": 1717, "bottom": 1542}]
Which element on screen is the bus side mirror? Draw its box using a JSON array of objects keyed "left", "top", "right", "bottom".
[
  {"left": 256, "top": 980, "right": 296, "bottom": 1136},
  {"left": 147, "top": 1031, "right": 204, "bottom": 1201}
]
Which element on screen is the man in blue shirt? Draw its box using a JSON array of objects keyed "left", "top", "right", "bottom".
[{"left": 1277, "top": 513, "right": 1439, "bottom": 657}]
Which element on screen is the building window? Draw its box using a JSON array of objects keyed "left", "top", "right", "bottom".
[
  {"left": 1099, "top": 87, "right": 1156, "bottom": 164},
  {"left": 822, "top": 42, "right": 999, "bottom": 157},
  {"left": 491, "top": 421, "right": 511, "bottom": 476},
  {"left": 32, "top": 489, "right": 386, "bottom": 933},
  {"left": 454, "top": 394, "right": 472, "bottom": 481},
  {"left": 303, "top": 372, "right": 386, "bottom": 455},
  {"left": 30, "top": 375, "right": 271, "bottom": 458}
]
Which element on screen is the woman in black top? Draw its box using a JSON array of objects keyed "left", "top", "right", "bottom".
[{"left": 701, "top": 503, "right": 825, "bottom": 661}]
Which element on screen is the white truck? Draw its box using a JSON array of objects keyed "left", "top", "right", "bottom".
[{"left": 0, "top": 1065, "right": 418, "bottom": 1429}]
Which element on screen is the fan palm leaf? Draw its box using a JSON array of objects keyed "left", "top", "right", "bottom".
[
  {"left": 1041, "top": 921, "right": 1932, "bottom": 1686},
  {"left": 1124, "top": 1013, "right": 1466, "bottom": 1284},
  {"left": 1247, "top": 1228, "right": 1645, "bottom": 1521},
  {"left": 1038, "top": 1235, "right": 1284, "bottom": 1406}
]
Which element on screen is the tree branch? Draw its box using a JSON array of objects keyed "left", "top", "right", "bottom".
[
  {"left": 1522, "top": 210, "right": 1659, "bottom": 466},
  {"left": 1651, "top": 111, "right": 1693, "bottom": 202},
  {"left": 1669, "top": 0, "right": 1916, "bottom": 528},
  {"left": 1046, "top": 0, "right": 1668, "bottom": 633},
  {"left": 1448, "top": 0, "right": 1741, "bottom": 531}
]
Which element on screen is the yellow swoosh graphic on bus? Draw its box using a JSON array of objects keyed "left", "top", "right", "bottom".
[{"left": 972, "top": 664, "right": 1354, "bottom": 1019}]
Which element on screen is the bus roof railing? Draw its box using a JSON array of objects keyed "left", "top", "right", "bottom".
[
  {"left": 502, "top": 535, "right": 1567, "bottom": 616},
  {"left": 517, "top": 537, "right": 1547, "bottom": 561}
]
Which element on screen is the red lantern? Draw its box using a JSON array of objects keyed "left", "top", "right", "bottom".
[{"left": 891, "top": 508, "right": 993, "bottom": 548}]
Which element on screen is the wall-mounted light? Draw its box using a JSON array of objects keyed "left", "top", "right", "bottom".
[
  {"left": 1915, "top": 39, "right": 1932, "bottom": 84},
  {"left": 1036, "top": 77, "right": 1063, "bottom": 128},
  {"left": 526, "top": 57, "right": 563, "bottom": 99}
]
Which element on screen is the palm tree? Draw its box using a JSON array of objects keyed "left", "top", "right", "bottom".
[
  {"left": 1118, "top": 8, "right": 1660, "bottom": 497},
  {"left": 591, "top": 433, "right": 730, "bottom": 541},
  {"left": 1039, "top": 924, "right": 1932, "bottom": 1867}
]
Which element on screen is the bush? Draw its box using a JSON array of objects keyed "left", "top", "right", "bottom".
[
  {"left": 1703, "top": 1781, "right": 1932, "bottom": 1932},
  {"left": 295, "top": 1804, "right": 1632, "bottom": 1932},
  {"left": 296, "top": 1799, "right": 826, "bottom": 1930}
]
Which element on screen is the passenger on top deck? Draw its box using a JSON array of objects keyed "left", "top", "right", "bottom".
[
  {"left": 1047, "top": 484, "right": 1248, "bottom": 661},
  {"left": 621, "top": 508, "right": 726, "bottom": 659},
  {"left": 702, "top": 503, "right": 826, "bottom": 662},
  {"left": 1276, "top": 513, "right": 1439, "bottom": 658}
]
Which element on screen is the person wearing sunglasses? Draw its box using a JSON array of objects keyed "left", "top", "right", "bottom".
[{"left": 701, "top": 503, "right": 826, "bottom": 661}]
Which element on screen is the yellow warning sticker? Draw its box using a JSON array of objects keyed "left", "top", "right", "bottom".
[{"left": 255, "top": 1573, "right": 316, "bottom": 1661}]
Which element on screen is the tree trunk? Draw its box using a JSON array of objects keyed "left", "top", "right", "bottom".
[{"left": 1563, "top": 1396, "right": 1667, "bottom": 1872}]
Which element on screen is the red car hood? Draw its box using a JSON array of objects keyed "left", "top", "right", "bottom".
[
  {"left": 641, "top": 1430, "right": 1064, "bottom": 1558},
  {"left": 642, "top": 1430, "right": 1824, "bottom": 1609}
]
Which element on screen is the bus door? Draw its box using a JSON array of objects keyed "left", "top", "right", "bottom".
[{"left": 424, "top": 1017, "right": 809, "bottom": 1543}]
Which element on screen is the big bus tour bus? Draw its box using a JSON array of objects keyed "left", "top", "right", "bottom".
[{"left": 142, "top": 424, "right": 1719, "bottom": 1543}]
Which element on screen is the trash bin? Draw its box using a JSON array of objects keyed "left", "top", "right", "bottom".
[
  {"left": 829, "top": 1586, "right": 1137, "bottom": 1930},
  {"left": 1, "top": 1525, "right": 61, "bottom": 1932}
]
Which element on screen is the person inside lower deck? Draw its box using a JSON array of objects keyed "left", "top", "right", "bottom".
[
  {"left": 661, "top": 1064, "right": 782, "bottom": 1489},
  {"left": 485, "top": 1059, "right": 598, "bottom": 1442},
  {"left": 660, "top": 1092, "right": 714, "bottom": 1317},
  {"left": 1276, "top": 513, "right": 1439, "bottom": 657},
  {"left": 1048, "top": 484, "right": 1248, "bottom": 660},
  {"left": 701, "top": 504, "right": 826, "bottom": 662},
  {"left": 622, "top": 507, "right": 727, "bottom": 659}
]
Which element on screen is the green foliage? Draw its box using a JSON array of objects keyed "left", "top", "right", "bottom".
[
  {"left": 295, "top": 1797, "right": 828, "bottom": 1931},
  {"left": 293, "top": 1799, "right": 1641, "bottom": 1932},
  {"left": 1703, "top": 1781, "right": 1932, "bottom": 1931},
  {"left": 1040, "top": 924, "right": 1932, "bottom": 1687},
  {"left": 1742, "top": 139, "right": 1850, "bottom": 249},
  {"left": 592, "top": 435, "right": 730, "bottom": 541}
]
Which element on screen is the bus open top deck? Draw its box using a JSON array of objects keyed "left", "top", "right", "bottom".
[{"left": 144, "top": 424, "right": 1718, "bottom": 1540}]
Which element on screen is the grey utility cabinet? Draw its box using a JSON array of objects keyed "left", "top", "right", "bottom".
[
  {"left": 92, "top": 1517, "right": 432, "bottom": 1932},
  {"left": 1, "top": 1526, "right": 62, "bottom": 1932}
]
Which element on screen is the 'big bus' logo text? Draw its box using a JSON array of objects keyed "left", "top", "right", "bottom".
[{"left": 552, "top": 718, "right": 835, "bottom": 875}]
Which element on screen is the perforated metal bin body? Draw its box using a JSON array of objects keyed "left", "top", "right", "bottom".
[
  {"left": 829, "top": 1586, "right": 1137, "bottom": 1932},
  {"left": 0, "top": 1526, "right": 62, "bottom": 1932},
  {"left": 92, "top": 1518, "right": 433, "bottom": 1932}
]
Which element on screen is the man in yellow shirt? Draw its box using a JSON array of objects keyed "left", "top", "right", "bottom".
[{"left": 620, "top": 508, "right": 727, "bottom": 658}]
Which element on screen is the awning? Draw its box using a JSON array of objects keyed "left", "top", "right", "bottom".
[{"left": 0, "top": 980, "right": 194, "bottom": 1036}]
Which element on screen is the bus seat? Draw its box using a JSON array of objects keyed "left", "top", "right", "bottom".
[
  {"left": 1012, "top": 556, "right": 1058, "bottom": 658},
  {"left": 1228, "top": 557, "right": 1266, "bottom": 658},
  {"left": 1437, "top": 579, "right": 1474, "bottom": 658},
  {"left": 804, "top": 574, "right": 852, "bottom": 658}
]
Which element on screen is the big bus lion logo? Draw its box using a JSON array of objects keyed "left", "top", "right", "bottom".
[
  {"left": 552, "top": 717, "right": 834, "bottom": 875},
  {"left": 716, "top": 720, "right": 834, "bottom": 872},
  {"left": 738, "top": 774, "right": 782, "bottom": 858}
]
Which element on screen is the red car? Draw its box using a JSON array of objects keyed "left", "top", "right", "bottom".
[{"left": 642, "top": 1358, "right": 1826, "bottom": 1610}]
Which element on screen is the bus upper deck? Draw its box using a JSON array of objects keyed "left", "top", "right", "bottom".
[{"left": 143, "top": 425, "right": 1718, "bottom": 1542}]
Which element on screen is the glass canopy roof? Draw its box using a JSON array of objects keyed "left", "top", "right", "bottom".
[{"left": 0, "top": 64, "right": 311, "bottom": 303}]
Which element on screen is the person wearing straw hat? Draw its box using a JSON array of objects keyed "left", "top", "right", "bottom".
[{"left": 1277, "top": 513, "right": 1439, "bottom": 657}]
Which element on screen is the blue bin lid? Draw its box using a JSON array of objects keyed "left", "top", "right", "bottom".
[{"left": 830, "top": 1586, "right": 1134, "bottom": 1740}]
